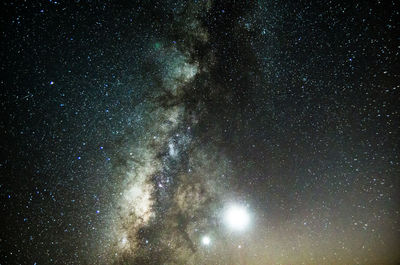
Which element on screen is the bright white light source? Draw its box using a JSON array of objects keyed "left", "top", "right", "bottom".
[
  {"left": 224, "top": 205, "right": 250, "bottom": 231},
  {"left": 202, "top": 235, "right": 211, "bottom": 246}
]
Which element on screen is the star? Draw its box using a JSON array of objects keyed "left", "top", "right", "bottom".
[
  {"left": 224, "top": 204, "right": 251, "bottom": 231},
  {"left": 201, "top": 235, "right": 211, "bottom": 246}
]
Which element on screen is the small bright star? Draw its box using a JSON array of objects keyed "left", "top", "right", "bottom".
[{"left": 202, "top": 235, "right": 211, "bottom": 246}]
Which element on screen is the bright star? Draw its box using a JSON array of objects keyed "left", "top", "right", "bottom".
[
  {"left": 224, "top": 204, "right": 250, "bottom": 231},
  {"left": 202, "top": 235, "right": 211, "bottom": 246}
]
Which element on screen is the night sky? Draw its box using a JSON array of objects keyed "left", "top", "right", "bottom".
[{"left": 1, "top": 1, "right": 399, "bottom": 264}]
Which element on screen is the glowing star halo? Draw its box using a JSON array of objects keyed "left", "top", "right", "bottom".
[
  {"left": 201, "top": 235, "right": 211, "bottom": 246},
  {"left": 224, "top": 205, "right": 250, "bottom": 231}
]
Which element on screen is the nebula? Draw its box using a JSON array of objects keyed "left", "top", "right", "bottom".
[{"left": 98, "top": 2, "right": 237, "bottom": 263}]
